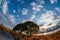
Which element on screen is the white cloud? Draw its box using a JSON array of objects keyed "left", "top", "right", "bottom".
[
  {"left": 22, "top": 14, "right": 36, "bottom": 23},
  {"left": 30, "top": 14, "right": 35, "bottom": 21},
  {"left": 13, "top": 10, "right": 16, "bottom": 13},
  {"left": 40, "top": 0, "right": 44, "bottom": 4},
  {"left": 0, "top": 0, "right": 2, "bottom": 4},
  {"left": 17, "top": 15, "right": 19, "bottom": 17},
  {"left": 38, "top": 28, "right": 60, "bottom": 35},
  {"left": 43, "top": 8, "right": 48, "bottom": 11},
  {"left": 2, "top": 1, "right": 8, "bottom": 14},
  {"left": 0, "top": 0, "right": 2, "bottom": 8},
  {"left": 55, "top": 7, "right": 60, "bottom": 13},
  {"left": 32, "top": 5, "right": 43, "bottom": 12},
  {"left": 30, "top": 0, "right": 44, "bottom": 14},
  {"left": 37, "top": 11, "right": 60, "bottom": 32},
  {"left": 8, "top": 15, "right": 15, "bottom": 24},
  {"left": 38, "top": 11, "right": 57, "bottom": 25},
  {"left": 36, "top": 0, "right": 44, "bottom": 4},
  {"left": 31, "top": 2, "right": 43, "bottom": 14},
  {"left": 22, "top": 19, "right": 28, "bottom": 23},
  {"left": 50, "top": 0, "right": 57, "bottom": 4},
  {"left": 17, "top": 0, "right": 24, "bottom": 4},
  {"left": 22, "top": 8, "right": 28, "bottom": 15},
  {"left": 31, "top": 2, "right": 37, "bottom": 6}
]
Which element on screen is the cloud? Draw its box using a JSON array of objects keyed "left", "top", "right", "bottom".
[
  {"left": 17, "top": 0, "right": 24, "bottom": 4},
  {"left": 50, "top": 0, "right": 57, "bottom": 4},
  {"left": 36, "top": 0, "right": 44, "bottom": 4},
  {"left": 22, "top": 8, "right": 28, "bottom": 15},
  {"left": 22, "top": 19, "right": 28, "bottom": 23},
  {"left": 13, "top": 10, "right": 16, "bottom": 13},
  {"left": 31, "top": 2, "right": 43, "bottom": 14},
  {"left": 8, "top": 15, "right": 15, "bottom": 24},
  {"left": 0, "top": 0, "right": 2, "bottom": 4},
  {"left": 17, "top": 15, "right": 19, "bottom": 17},
  {"left": 55, "top": 7, "right": 60, "bottom": 13},
  {"left": 38, "top": 11, "right": 57, "bottom": 25},
  {"left": 2, "top": 1, "right": 8, "bottom": 14},
  {"left": 22, "top": 14, "right": 35, "bottom": 23},
  {"left": 0, "top": 0, "right": 2, "bottom": 9},
  {"left": 22, "top": 14, "right": 36, "bottom": 23},
  {"left": 0, "top": 13, "right": 15, "bottom": 29},
  {"left": 38, "top": 28, "right": 60, "bottom": 35},
  {"left": 30, "top": 0, "right": 44, "bottom": 14},
  {"left": 33, "top": 5, "right": 43, "bottom": 12},
  {"left": 37, "top": 11, "right": 60, "bottom": 32},
  {"left": 30, "top": 14, "right": 35, "bottom": 21},
  {"left": 31, "top": 2, "right": 37, "bottom": 6}
]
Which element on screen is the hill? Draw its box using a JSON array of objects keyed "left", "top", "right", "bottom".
[
  {"left": 0, "top": 24, "right": 11, "bottom": 32},
  {"left": 0, "top": 24, "right": 15, "bottom": 40},
  {"left": 0, "top": 24, "right": 60, "bottom": 40},
  {"left": 14, "top": 30, "right": 60, "bottom": 40}
]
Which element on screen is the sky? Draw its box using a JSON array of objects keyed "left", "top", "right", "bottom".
[{"left": 0, "top": 0, "right": 60, "bottom": 30}]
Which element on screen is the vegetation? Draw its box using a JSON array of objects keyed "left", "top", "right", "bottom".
[
  {"left": 13, "top": 23, "right": 27, "bottom": 34},
  {"left": 13, "top": 21, "right": 39, "bottom": 35},
  {"left": 23, "top": 21, "right": 39, "bottom": 35},
  {"left": 0, "top": 24, "right": 60, "bottom": 40}
]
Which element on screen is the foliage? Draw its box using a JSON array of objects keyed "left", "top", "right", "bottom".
[
  {"left": 13, "top": 23, "right": 27, "bottom": 33},
  {"left": 13, "top": 21, "right": 39, "bottom": 35},
  {"left": 23, "top": 21, "right": 39, "bottom": 35}
]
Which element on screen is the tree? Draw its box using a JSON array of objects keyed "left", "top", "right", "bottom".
[
  {"left": 13, "top": 23, "right": 27, "bottom": 34},
  {"left": 13, "top": 21, "right": 39, "bottom": 35},
  {"left": 23, "top": 21, "right": 39, "bottom": 35}
]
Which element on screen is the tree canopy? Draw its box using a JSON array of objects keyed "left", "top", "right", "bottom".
[
  {"left": 13, "top": 21, "right": 39, "bottom": 35},
  {"left": 23, "top": 21, "right": 39, "bottom": 35}
]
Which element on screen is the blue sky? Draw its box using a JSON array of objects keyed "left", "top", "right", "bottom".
[{"left": 0, "top": 0, "right": 60, "bottom": 29}]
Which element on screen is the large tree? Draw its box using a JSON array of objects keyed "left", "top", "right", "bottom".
[
  {"left": 13, "top": 21, "right": 39, "bottom": 35},
  {"left": 13, "top": 23, "right": 27, "bottom": 34},
  {"left": 23, "top": 21, "right": 39, "bottom": 35}
]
